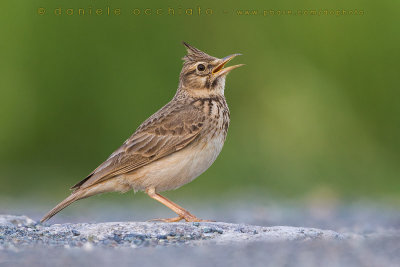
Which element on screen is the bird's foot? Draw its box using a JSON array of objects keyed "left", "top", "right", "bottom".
[
  {"left": 148, "top": 214, "right": 214, "bottom": 223},
  {"left": 185, "top": 217, "right": 214, "bottom": 222},
  {"left": 148, "top": 216, "right": 183, "bottom": 223}
]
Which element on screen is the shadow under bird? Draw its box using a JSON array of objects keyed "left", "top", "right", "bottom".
[{"left": 41, "top": 42, "right": 243, "bottom": 223}]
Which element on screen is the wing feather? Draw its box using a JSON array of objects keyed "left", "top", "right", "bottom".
[{"left": 71, "top": 101, "right": 205, "bottom": 191}]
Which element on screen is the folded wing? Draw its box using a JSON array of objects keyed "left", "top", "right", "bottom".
[{"left": 71, "top": 102, "right": 205, "bottom": 191}]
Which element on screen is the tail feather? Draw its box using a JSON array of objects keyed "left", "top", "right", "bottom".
[
  {"left": 41, "top": 180, "right": 117, "bottom": 223},
  {"left": 40, "top": 191, "right": 84, "bottom": 223}
]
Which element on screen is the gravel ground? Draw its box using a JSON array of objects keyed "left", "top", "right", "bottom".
[
  {"left": 1, "top": 200, "right": 400, "bottom": 266},
  {"left": 0, "top": 215, "right": 345, "bottom": 249}
]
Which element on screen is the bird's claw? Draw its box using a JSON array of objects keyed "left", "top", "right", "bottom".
[
  {"left": 148, "top": 216, "right": 183, "bottom": 223},
  {"left": 148, "top": 215, "right": 213, "bottom": 223}
]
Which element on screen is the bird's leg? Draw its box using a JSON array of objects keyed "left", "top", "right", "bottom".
[{"left": 146, "top": 188, "right": 211, "bottom": 222}]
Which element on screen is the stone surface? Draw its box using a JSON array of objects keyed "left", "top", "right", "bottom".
[
  {"left": 0, "top": 215, "right": 347, "bottom": 249},
  {"left": 1, "top": 213, "right": 400, "bottom": 266}
]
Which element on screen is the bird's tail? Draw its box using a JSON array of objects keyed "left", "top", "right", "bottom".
[{"left": 40, "top": 190, "right": 86, "bottom": 223}]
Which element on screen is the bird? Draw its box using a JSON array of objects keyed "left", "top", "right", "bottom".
[{"left": 41, "top": 42, "right": 243, "bottom": 223}]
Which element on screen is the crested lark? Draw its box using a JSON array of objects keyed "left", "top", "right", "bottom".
[{"left": 41, "top": 42, "right": 243, "bottom": 223}]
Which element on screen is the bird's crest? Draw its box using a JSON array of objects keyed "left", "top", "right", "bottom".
[{"left": 182, "top": 41, "right": 216, "bottom": 63}]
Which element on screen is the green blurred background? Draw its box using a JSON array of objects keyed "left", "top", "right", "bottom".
[{"left": 0, "top": 0, "right": 399, "bottom": 204}]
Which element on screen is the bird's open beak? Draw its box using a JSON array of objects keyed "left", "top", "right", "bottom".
[{"left": 212, "top": 54, "right": 244, "bottom": 77}]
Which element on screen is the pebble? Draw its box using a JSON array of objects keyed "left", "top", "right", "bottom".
[
  {"left": 203, "top": 227, "right": 213, "bottom": 233},
  {"left": 71, "top": 230, "right": 80, "bottom": 236},
  {"left": 113, "top": 234, "right": 122, "bottom": 243},
  {"left": 157, "top": 235, "right": 168, "bottom": 240},
  {"left": 168, "top": 232, "right": 176, "bottom": 236},
  {"left": 123, "top": 234, "right": 136, "bottom": 242}
]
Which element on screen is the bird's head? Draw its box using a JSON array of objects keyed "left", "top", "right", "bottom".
[{"left": 179, "top": 42, "right": 243, "bottom": 96}]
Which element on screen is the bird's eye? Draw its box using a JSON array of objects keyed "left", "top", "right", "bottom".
[{"left": 197, "top": 64, "right": 205, "bottom": 71}]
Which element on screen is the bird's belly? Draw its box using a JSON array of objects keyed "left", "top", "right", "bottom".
[{"left": 126, "top": 133, "right": 225, "bottom": 192}]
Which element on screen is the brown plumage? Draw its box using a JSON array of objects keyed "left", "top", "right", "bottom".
[{"left": 41, "top": 42, "right": 243, "bottom": 223}]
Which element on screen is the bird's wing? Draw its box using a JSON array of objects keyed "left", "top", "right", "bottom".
[{"left": 71, "top": 102, "right": 205, "bottom": 191}]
